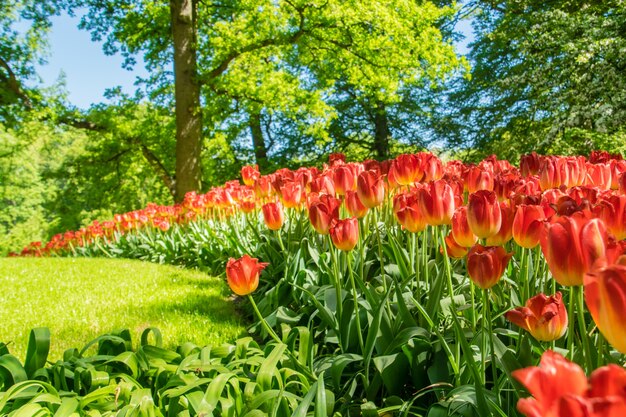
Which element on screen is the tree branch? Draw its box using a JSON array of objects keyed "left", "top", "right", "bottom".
[{"left": 0, "top": 56, "right": 32, "bottom": 107}]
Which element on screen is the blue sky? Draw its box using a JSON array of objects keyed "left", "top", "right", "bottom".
[
  {"left": 36, "top": 13, "right": 473, "bottom": 110},
  {"left": 37, "top": 13, "right": 147, "bottom": 109}
]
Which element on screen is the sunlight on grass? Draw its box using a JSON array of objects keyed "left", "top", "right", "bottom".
[{"left": 0, "top": 257, "right": 247, "bottom": 360}]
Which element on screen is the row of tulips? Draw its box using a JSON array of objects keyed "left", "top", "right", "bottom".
[{"left": 14, "top": 149, "right": 626, "bottom": 416}]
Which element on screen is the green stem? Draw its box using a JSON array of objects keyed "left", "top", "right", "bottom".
[
  {"left": 567, "top": 287, "right": 576, "bottom": 361},
  {"left": 328, "top": 235, "right": 344, "bottom": 352},
  {"left": 484, "top": 289, "right": 497, "bottom": 387},
  {"left": 347, "top": 252, "right": 365, "bottom": 354},
  {"left": 576, "top": 286, "right": 593, "bottom": 372}
]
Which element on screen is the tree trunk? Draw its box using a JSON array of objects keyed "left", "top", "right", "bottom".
[
  {"left": 171, "top": 0, "right": 202, "bottom": 202},
  {"left": 373, "top": 101, "right": 390, "bottom": 160},
  {"left": 249, "top": 110, "right": 268, "bottom": 171}
]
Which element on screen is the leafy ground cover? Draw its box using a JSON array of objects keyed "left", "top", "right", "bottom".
[{"left": 0, "top": 257, "right": 246, "bottom": 360}]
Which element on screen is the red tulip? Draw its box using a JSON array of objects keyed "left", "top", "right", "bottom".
[
  {"left": 280, "top": 181, "right": 304, "bottom": 209},
  {"left": 520, "top": 152, "right": 541, "bottom": 177},
  {"left": 512, "top": 204, "right": 546, "bottom": 248},
  {"left": 540, "top": 214, "right": 610, "bottom": 286},
  {"left": 345, "top": 190, "right": 368, "bottom": 218},
  {"left": 253, "top": 176, "right": 273, "bottom": 199},
  {"left": 356, "top": 170, "right": 385, "bottom": 208},
  {"left": 418, "top": 180, "right": 456, "bottom": 226},
  {"left": 584, "top": 257, "right": 626, "bottom": 353},
  {"left": 594, "top": 194, "right": 626, "bottom": 240},
  {"left": 388, "top": 154, "right": 423, "bottom": 185},
  {"left": 466, "top": 244, "right": 512, "bottom": 289},
  {"left": 330, "top": 217, "right": 359, "bottom": 251},
  {"left": 308, "top": 195, "right": 341, "bottom": 235},
  {"left": 422, "top": 153, "right": 444, "bottom": 182},
  {"left": 310, "top": 174, "right": 336, "bottom": 196},
  {"left": 241, "top": 165, "right": 260, "bottom": 186},
  {"left": 505, "top": 292, "right": 567, "bottom": 341},
  {"left": 585, "top": 163, "right": 612, "bottom": 190},
  {"left": 513, "top": 350, "right": 589, "bottom": 417},
  {"left": 485, "top": 201, "right": 514, "bottom": 246},
  {"left": 262, "top": 202, "right": 284, "bottom": 230},
  {"left": 514, "top": 350, "right": 626, "bottom": 417},
  {"left": 395, "top": 194, "right": 427, "bottom": 233},
  {"left": 451, "top": 206, "right": 477, "bottom": 247},
  {"left": 467, "top": 190, "right": 502, "bottom": 239},
  {"left": 332, "top": 165, "right": 357, "bottom": 196},
  {"left": 226, "top": 255, "right": 268, "bottom": 296},
  {"left": 465, "top": 165, "right": 494, "bottom": 193},
  {"left": 620, "top": 172, "right": 626, "bottom": 194}
]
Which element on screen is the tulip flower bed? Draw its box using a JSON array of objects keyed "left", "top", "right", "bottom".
[{"left": 6, "top": 150, "right": 626, "bottom": 416}]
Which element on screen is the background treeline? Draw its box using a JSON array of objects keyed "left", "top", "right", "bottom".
[{"left": 1, "top": 0, "right": 625, "bottom": 254}]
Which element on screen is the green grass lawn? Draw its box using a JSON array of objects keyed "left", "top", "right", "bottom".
[{"left": 0, "top": 257, "right": 247, "bottom": 360}]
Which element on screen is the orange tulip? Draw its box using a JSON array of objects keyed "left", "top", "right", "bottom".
[
  {"left": 226, "top": 254, "right": 268, "bottom": 296},
  {"left": 345, "top": 190, "right": 368, "bottom": 218},
  {"left": 467, "top": 190, "right": 502, "bottom": 239},
  {"left": 466, "top": 244, "right": 512, "bottom": 289},
  {"left": 451, "top": 206, "right": 477, "bottom": 247},
  {"left": 262, "top": 202, "right": 284, "bottom": 230},
  {"left": 540, "top": 214, "right": 610, "bottom": 286},
  {"left": 417, "top": 180, "right": 456, "bottom": 226},
  {"left": 330, "top": 217, "right": 359, "bottom": 251},
  {"left": 443, "top": 232, "right": 469, "bottom": 259},
  {"left": 584, "top": 257, "right": 626, "bottom": 353},
  {"left": 356, "top": 170, "right": 385, "bottom": 208},
  {"left": 505, "top": 292, "right": 568, "bottom": 342},
  {"left": 422, "top": 153, "right": 444, "bottom": 182},
  {"left": 512, "top": 204, "right": 546, "bottom": 248}
]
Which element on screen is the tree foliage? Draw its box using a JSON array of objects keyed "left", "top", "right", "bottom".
[{"left": 434, "top": 0, "right": 626, "bottom": 161}]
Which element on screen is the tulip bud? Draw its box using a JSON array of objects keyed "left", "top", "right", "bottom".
[
  {"left": 584, "top": 258, "right": 626, "bottom": 353},
  {"left": 467, "top": 190, "right": 502, "bottom": 239},
  {"left": 308, "top": 196, "right": 340, "bottom": 235},
  {"left": 357, "top": 170, "right": 385, "bottom": 208},
  {"left": 262, "top": 202, "right": 284, "bottom": 230},
  {"left": 505, "top": 292, "right": 568, "bottom": 342},
  {"left": 418, "top": 180, "right": 456, "bottom": 226},
  {"left": 443, "top": 232, "right": 469, "bottom": 259},
  {"left": 540, "top": 214, "right": 610, "bottom": 286},
  {"left": 330, "top": 217, "right": 359, "bottom": 251},
  {"left": 241, "top": 165, "right": 260, "bottom": 186},
  {"left": 465, "top": 165, "right": 494, "bottom": 193},
  {"left": 345, "top": 190, "right": 368, "bottom": 218},
  {"left": 512, "top": 204, "right": 546, "bottom": 248},
  {"left": 467, "top": 244, "right": 512, "bottom": 289},
  {"left": 451, "top": 206, "right": 477, "bottom": 247},
  {"left": 226, "top": 255, "right": 268, "bottom": 296},
  {"left": 485, "top": 201, "right": 514, "bottom": 246},
  {"left": 389, "top": 154, "right": 423, "bottom": 185},
  {"left": 280, "top": 181, "right": 304, "bottom": 209}
]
